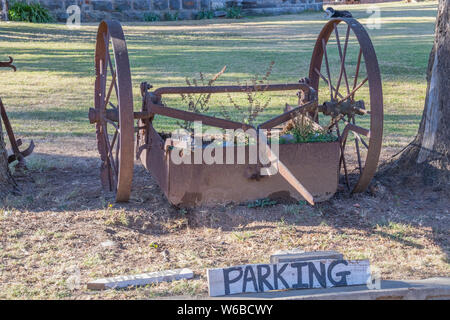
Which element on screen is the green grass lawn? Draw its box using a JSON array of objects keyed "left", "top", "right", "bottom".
[{"left": 0, "top": 1, "right": 437, "bottom": 151}]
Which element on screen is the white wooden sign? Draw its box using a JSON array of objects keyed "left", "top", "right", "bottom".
[
  {"left": 207, "top": 259, "right": 371, "bottom": 297},
  {"left": 88, "top": 268, "right": 194, "bottom": 290}
]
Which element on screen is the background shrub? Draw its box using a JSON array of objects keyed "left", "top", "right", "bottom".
[
  {"left": 226, "top": 6, "right": 242, "bottom": 19},
  {"left": 8, "top": 1, "right": 54, "bottom": 23},
  {"left": 144, "top": 12, "right": 161, "bottom": 22},
  {"left": 196, "top": 10, "right": 214, "bottom": 20},
  {"left": 163, "top": 12, "right": 179, "bottom": 21}
]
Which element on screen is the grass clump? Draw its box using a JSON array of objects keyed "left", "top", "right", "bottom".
[
  {"left": 8, "top": 1, "right": 54, "bottom": 23},
  {"left": 247, "top": 198, "right": 277, "bottom": 208}
]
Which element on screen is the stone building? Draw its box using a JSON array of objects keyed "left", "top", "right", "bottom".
[{"left": 1, "top": 0, "right": 324, "bottom": 22}]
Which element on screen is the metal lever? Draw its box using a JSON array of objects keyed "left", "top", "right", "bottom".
[{"left": 0, "top": 57, "right": 34, "bottom": 169}]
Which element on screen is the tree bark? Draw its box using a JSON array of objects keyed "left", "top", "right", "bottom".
[
  {"left": 1, "top": 0, "right": 8, "bottom": 22},
  {"left": 0, "top": 117, "right": 17, "bottom": 198},
  {"left": 382, "top": 0, "right": 449, "bottom": 185}
]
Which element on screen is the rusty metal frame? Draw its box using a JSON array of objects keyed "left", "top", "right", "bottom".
[
  {"left": 153, "top": 83, "right": 313, "bottom": 97},
  {"left": 89, "top": 18, "right": 383, "bottom": 205},
  {"left": 0, "top": 56, "right": 16, "bottom": 71},
  {"left": 0, "top": 57, "right": 34, "bottom": 170}
]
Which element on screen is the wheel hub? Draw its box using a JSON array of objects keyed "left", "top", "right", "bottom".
[{"left": 320, "top": 99, "right": 366, "bottom": 118}]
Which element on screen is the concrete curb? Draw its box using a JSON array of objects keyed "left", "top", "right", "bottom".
[
  {"left": 166, "top": 277, "right": 450, "bottom": 300},
  {"left": 224, "top": 277, "right": 450, "bottom": 300}
]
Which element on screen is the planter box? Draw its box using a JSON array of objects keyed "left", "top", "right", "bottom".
[{"left": 140, "top": 126, "right": 340, "bottom": 206}]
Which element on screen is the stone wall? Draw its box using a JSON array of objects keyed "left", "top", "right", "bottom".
[{"left": 1, "top": 0, "right": 323, "bottom": 22}]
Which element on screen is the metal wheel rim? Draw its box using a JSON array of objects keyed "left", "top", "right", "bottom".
[
  {"left": 94, "top": 20, "right": 134, "bottom": 202},
  {"left": 308, "top": 18, "right": 383, "bottom": 193}
]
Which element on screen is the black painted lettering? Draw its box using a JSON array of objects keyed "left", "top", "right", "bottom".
[
  {"left": 223, "top": 267, "right": 243, "bottom": 295},
  {"left": 308, "top": 262, "right": 327, "bottom": 288},
  {"left": 256, "top": 264, "right": 273, "bottom": 292},
  {"left": 242, "top": 266, "right": 258, "bottom": 292},
  {"left": 291, "top": 262, "right": 308, "bottom": 289},
  {"left": 327, "top": 260, "right": 351, "bottom": 286},
  {"left": 273, "top": 263, "right": 289, "bottom": 290}
]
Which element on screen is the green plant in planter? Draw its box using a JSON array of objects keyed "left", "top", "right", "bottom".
[
  {"left": 176, "top": 66, "right": 227, "bottom": 133},
  {"left": 280, "top": 114, "right": 337, "bottom": 144},
  {"left": 220, "top": 61, "right": 275, "bottom": 127},
  {"left": 289, "top": 128, "right": 337, "bottom": 143},
  {"left": 8, "top": 0, "right": 54, "bottom": 23}
]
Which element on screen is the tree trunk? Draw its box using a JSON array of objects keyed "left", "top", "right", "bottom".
[
  {"left": 0, "top": 118, "right": 17, "bottom": 198},
  {"left": 382, "top": 0, "right": 449, "bottom": 186},
  {"left": 1, "top": 0, "right": 8, "bottom": 22}
]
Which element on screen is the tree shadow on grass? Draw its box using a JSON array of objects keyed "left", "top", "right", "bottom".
[{"left": 2, "top": 151, "right": 447, "bottom": 259}]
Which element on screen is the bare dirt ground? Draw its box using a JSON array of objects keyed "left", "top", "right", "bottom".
[{"left": 0, "top": 137, "right": 448, "bottom": 299}]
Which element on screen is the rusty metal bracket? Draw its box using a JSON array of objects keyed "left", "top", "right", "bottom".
[
  {"left": 0, "top": 99, "right": 35, "bottom": 169},
  {"left": 0, "top": 56, "right": 16, "bottom": 71},
  {"left": 0, "top": 58, "right": 34, "bottom": 170}
]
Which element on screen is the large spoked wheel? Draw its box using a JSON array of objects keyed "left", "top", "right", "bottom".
[
  {"left": 94, "top": 20, "right": 134, "bottom": 202},
  {"left": 309, "top": 18, "right": 383, "bottom": 193}
]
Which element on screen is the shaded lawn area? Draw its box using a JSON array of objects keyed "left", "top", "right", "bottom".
[{"left": 0, "top": 2, "right": 448, "bottom": 300}]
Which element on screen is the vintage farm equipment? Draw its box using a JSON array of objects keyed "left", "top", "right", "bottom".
[
  {"left": 89, "top": 19, "right": 383, "bottom": 206},
  {"left": 0, "top": 57, "right": 35, "bottom": 170}
]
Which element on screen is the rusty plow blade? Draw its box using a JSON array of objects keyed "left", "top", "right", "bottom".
[
  {"left": 260, "top": 135, "right": 315, "bottom": 206},
  {"left": 0, "top": 58, "right": 34, "bottom": 169},
  {"left": 0, "top": 56, "right": 16, "bottom": 71},
  {"left": 0, "top": 98, "right": 34, "bottom": 169},
  {"left": 7, "top": 139, "right": 35, "bottom": 165}
]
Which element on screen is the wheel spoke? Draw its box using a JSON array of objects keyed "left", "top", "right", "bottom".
[
  {"left": 346, "top": 122, "right": 370, "bottom": 138},
  {"left": 352, "top": 48, "right": 363, "bottom": 101},
  {"left": 106, "top": 118, "right": 119, "bottom": 131},
  {"left": 314, "top": 68, "right": 344, "bottom": 99},
  {"left": 351, "top": 116, "right": 363, "bottom": 174},
  {"left": 338, "top": 77, "right": 368, "bottom": 104},
  {"left": 107, "top": 49, "right": 119, "bottom": 101},
  {"left": 355, "top": 132, "right": 369, "bottom": 149},
  {"left": 325, "top": 114, "right": 344, "bottom": 131},
  {"left": 321, "top": 38, "right": 334, "bottom": 101},
  {"left": 99, "top": 59, "right": 107, "bottom": 108},
  {"left": 103, "top": 32, "right": 119, "bottom": 101},
  {"left": 101, "top": 125, "right": 115, "bottom": 191},
  {"left": 104, "top": 72, "right": 117, "bottom": 110},
  {"left": 102, "top": 123, "right": 118, "bottom": 180},
  {"left": 336, "top": 122, "right": 350, "bottom": 189},
  {"left": 110, "top": 129, "right": 118, "bottom": 151},
  {"left": 353, "top": 125, "right": 370, "bottom": 150},
  {"left": 334, "top": 25, "right": 351, "bottom": 99}
]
